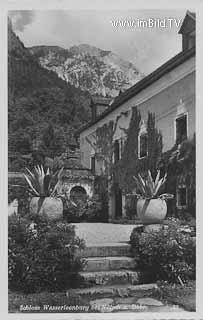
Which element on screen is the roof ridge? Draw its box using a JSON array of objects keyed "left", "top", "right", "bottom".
[{"left": 77, "top": 47, "right": 195, "bottom": 134}]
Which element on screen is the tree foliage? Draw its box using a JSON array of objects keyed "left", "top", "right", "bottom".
[
  {"left": 112, "top": 107, "right": 163, "bottom": 193},
  {"left": 158, "top": 135, "right": 196, "bottom": 218},
  {"left": 8, "top": 24, "right": 90, "bottom": 171},
  {"left": 8, "top": 215, "right": 85, "bottom": 293},
  {"left": 130, "top": 223, "right": 196, "bottom": 283}
]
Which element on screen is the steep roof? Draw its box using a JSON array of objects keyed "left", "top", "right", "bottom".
[
  {"left": 78, "top": 46, "right": 195, "bottom": 134},
  {"left": 178, "top": 11, "right": 196, "bottom": 34}
]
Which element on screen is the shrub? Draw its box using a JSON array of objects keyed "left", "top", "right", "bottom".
[
  {"left": 8, "top": 215, "right": 85, "bottom": 293},
  {"left": 158, "top": 136, "right": 195, "bottom": 219},
  {"left": 63, "top": 196, "right": 105, "bottom": 222},
  {"left": 130, "top": 223, "right": 195, "bottom": 284},
  {"left": 8, "top": 184, "right": 30, "bottom": 216},
  {"left": 63, "top": 198, "right": 87, "bottom": 222},
  {"left": 82, "top": 196, "right": 105, "bottom": 222}
]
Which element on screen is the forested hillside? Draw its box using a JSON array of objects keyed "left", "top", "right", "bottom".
[{"left": 8, "top": 19, "right": 91, "bottom": 171}]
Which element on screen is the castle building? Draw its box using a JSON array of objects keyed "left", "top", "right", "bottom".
[{"left": 78, "top": 11, "right": 196, "bottom": 220}]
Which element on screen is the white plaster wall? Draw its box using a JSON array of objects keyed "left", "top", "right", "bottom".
[
  {"left": 80, "top": 56, "right": 195, "bottom": 172},
  {"left": 80, "top": 56, "right": 195, "bottom": 137}
]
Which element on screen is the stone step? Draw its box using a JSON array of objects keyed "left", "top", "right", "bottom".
[
  {"left": 83, "top": 256, "right": 136, "bottom": 272},
  {"left": 77, "top": 243, "right": 131, "bottom": 258},
  {"left": 67, "top": 283, "right": 159, "bottom": 300},
  {"left": 79, "top": 270, "right": 140, "bottom": 287}
]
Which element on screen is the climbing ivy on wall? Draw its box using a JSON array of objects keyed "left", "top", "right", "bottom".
[
  {"left": 89, "top": 120, "right": 117, "bottom": 220},
  {"left": 92, "top": 106, "right": 163, "bottom": 194},
  {"left": 89, "top": 106, "right": 195, "bottom": 219},
  {"left": 147, "top": 112, "right": 163, "bottom": 173},
  {"left": 95, "top": 121, "right": 115, "bottom": 176},
  {"left": 112, "top": 107, "right": 163, "bottom": 194},
  {"left": 158, "top": 135, "right": 196, "bottom": 218},
  {"left": 93, "top": 115, "right": 122, "bottom": 176}
]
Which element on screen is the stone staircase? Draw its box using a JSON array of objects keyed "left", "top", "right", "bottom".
[
  {"left": 77, "top": 243, "right": 140, "bottom": 288},
  {"left": 66, "top": 242, "right": 160, "bottom": 301},
  {"left": 66, "top": 241, "right": 186, "bottom": 313},
  {"left": 65, "top": 224, "right": 188, "bottom": 312}
]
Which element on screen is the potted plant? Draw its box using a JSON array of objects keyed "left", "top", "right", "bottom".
[
  {"left": 23, "top": 165, "right": 64, "bottom": 220},
  {"left": 133, "top": 170, "right": 173, "bottom": 223}
]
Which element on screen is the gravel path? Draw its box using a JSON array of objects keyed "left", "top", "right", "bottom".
[{"left": 73, "top": 223, "right": 139, "bottom": 245}]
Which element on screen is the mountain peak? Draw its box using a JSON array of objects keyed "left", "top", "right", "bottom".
[
  {"left": 29, "top": 44, "right": 144, "bottom": 97},
  {"left": 69, "top": 44, "right": 103, "bottom": 56}
]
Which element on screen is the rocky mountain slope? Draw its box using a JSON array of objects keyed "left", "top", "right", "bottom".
[{"left": 29, "top": 44, "right": 144, "bottom": 97}]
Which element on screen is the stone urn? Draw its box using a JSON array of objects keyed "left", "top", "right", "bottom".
[
  {"left": 137, "top": 198, "right": 167, "bottom": 224},
  {"left": 30, "top": 197, "right": 63, "bottom": 220}
]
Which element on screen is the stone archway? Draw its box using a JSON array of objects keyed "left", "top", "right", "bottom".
[{"left": 70, "top": 185, "right": 88, "bottom": 206}]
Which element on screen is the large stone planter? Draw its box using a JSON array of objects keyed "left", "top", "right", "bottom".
[
  {"left": 30, "top": 197, "right": 63, "bottom": 220},
  {"left": 137, "top": 198, "right": 167, "bottom": 224}
]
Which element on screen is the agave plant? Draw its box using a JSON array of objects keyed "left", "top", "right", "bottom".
[
  {"left": 133, "top": 170, "right": 174, "bottom": 200},
  {"left": 23, "top": 165, "right": 64, "bottom": 198}
]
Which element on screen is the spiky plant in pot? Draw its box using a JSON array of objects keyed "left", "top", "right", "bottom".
[
  {"left": 24, "top": 165, "right": 64, "bottom": 220},
  {"left": 133, "top": 170, "right": 173, "bottom": 223}
]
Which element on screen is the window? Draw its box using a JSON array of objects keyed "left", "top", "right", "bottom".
[
  {"left": 90, "top": 155, "right": 96, "bottom": 173},
  {"left": 177, "top": 186, "right": 187, "bottom": 208},
  {"left": 176, "top": 114, "right": 187, "bottom": 144},
  {"left": 139, "top": 133, "right": 148, "bottom": 158},
  {"left": 114, "top": 140, "right": 120, "bottom": 163}
]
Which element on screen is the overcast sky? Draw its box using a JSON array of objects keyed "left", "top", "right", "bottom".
[{"left": 9, "top": 10, "right": 186, "bottom": 74}]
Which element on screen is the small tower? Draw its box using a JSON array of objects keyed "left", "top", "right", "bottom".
[
  {"left": 90, "top": 96, "right": 113, "bottom": 121},
  {"left": 178, "top": 11, "right": 196, "bottom": 51}
]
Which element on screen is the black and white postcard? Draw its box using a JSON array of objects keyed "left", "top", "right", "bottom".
[{"left": 1, "top": 0, "right": 202, "bottom": 319}]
